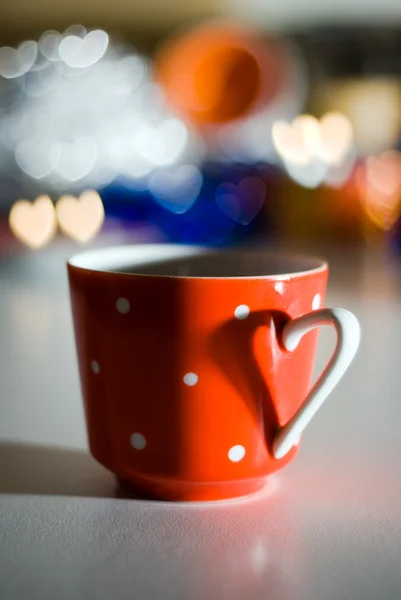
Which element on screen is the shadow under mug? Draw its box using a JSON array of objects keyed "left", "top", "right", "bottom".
[{"left": 67, "top": 245, "right": 360, "bottom": 501}]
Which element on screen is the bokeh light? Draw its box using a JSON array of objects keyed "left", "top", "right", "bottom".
[
  {"left": 215, "top": 177, "right": 266, "bottom": 225},
  {"left": 0, "top": 41, "right": 38, "bottom": 79},
  {"left": 314, "top": 79, "right": 401, "bottom": 156},
  {"left": 0, "top": 26, "right": 203, "bottom": 194},
  {"left": 55, "top": 190, "right": 105, "bottom": 242},
  {"left": 9, "top": 195, "right": 57, "bottom": 249},
  {"left": 272, "top": 112, "right": 355, "bottom": 189},
  {"left": 357, "top": 150, "right": 401, "bottom": 231},
  {"left": 156, "top": 22, "right": 286, "bottom": 126},
  {"left": 148, "top": 165, "right": 203, "bottom": 214},
  {"left": 3, "top": 21, "right": 401, "bottom": 249}
]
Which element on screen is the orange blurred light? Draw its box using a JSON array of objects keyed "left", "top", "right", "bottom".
[{"left": 156, "top": 22, "right": 285, "bottom": 126}]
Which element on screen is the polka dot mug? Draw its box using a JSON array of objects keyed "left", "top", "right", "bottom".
[{"left": 68, "top": 245, "right": 360, "bottom": 501}]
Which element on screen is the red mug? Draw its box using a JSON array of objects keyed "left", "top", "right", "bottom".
[{"left": 68, "top": 245, "right": 360, "bottom": 501}]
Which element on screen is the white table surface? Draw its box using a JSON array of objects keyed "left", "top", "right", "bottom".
[{"left": 1, "top": 243, "right": 401, "bottom": 600}]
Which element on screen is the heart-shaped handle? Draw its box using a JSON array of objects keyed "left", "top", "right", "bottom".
[{"left": 272, "top": 307, "right": 361, "bottom": 459}]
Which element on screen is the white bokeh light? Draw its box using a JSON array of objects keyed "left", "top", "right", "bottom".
[
  {"left": 0, "top": 27, "right": 202, "bottom": 192},
  {"left": 39, "top": 31, "right": 62, "bottom": 62},
  {"left": 58, "top": 30, "right": 109, "bottom": 69},
  {"left": 0, "top": 41, "right": 38, "bottom": 80}
]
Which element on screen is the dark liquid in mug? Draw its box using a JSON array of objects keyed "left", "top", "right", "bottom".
[{"left": 111, "top": 252, "right": 322, "bottom": 278}]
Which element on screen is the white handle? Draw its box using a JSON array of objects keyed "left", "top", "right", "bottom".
[{"left": 272, "top": 307, "right": 361, "bottom": 459}]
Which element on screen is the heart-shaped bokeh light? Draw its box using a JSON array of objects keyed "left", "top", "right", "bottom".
[
  {"left": 0, "top": 41, "right": 38, "bottom": 79},
  {"left": 272, "top": 112, "right": 354, "bottom": 188},
  {"left": 9, "top": 195, "right": 57, "bottom": 249},
  {"left": 0, "top": 27, "right": 201, "bottom": 192},
  {"left": 215, "top": 177, "right": 266, "bottom": 225},
  {"left": 319, "top": 112, "right": 354, "bottom": 166},
  {"left": 51, "top": 138, "right": 98, "bottom": 182},
  {"left": 56, "top": 190, "right": 104, "bottom": 242},
  {"left": 58, "top": 30, "right": 109, "bottom": 69},
  {"left": 357, "top": 150, "right": 401, "bottom": 231},
  {"left": 149, "top": 165, "right": 203, "bottom": 214}
]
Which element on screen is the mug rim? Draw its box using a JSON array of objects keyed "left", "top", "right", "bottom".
[{"left": 68, "top": 244, "right": 328, "bottom": 280}]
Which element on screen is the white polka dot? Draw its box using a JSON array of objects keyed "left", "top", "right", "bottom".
[
  {"left": 234, "top": 304, "right": 250, "bottom": 320},
  {"left": 228, "top": 445, "right": 246, "bottom": 462},
  {"left": 130, "top": 432, "right": 146, "bottom": 450},
  {"left": 91, "top": 360, "right": 100, "bottom": 374},
  {"left": 312, "top": 293, "right": 321, "bottom": 310},
  {"left": 183, "top": 372, "right": 198, "bottom": 386},
  {"left": 116, "top": 297, "right": 130, "bottom": 314}
]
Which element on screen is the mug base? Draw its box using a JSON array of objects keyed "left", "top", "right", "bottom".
[{"left": 115, "top": 473, "right": 268, "bottom": 502}]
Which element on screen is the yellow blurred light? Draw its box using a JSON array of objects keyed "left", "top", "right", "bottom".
[
  {"left": 272, "top": 112, "right": 354, "bottom": 188},
  {"left": 319, "top": 112, "right": 354, "bottom": 166},
  {"left": 9, "top": 195, "right": 57, "bottom": 249},
  {"left": 295, "top": 114, "right": 322, "bottom": 157},
  {"left": 55, "top": 190, "right": 104, "bottom": 243},
  {"left": 272, "top": 112, "right": 353, "bottom": 167},
  {"left": 272, "top": 118, "right": 311, "bottom": 166},
  {"left": 358, "top": 151, "right": 401, "bottom": 231}
]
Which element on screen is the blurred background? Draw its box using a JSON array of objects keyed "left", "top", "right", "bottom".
[{"left": 1, "top": 0, "right": 401, "bottom": 254}]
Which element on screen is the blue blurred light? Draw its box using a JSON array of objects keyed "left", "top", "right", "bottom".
[{"left": 100, "top": 162, "right": 276, "bottom": 246}]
